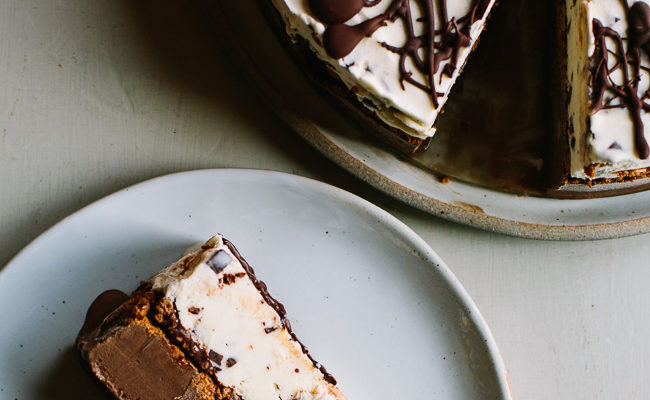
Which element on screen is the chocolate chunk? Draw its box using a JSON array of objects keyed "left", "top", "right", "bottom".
[
  {"left": 188, "top": 307, "right": 201, "bottom": 315},
  {"left": 207, "top": 250, "right": 232, "bottom": 273},
  {"left": 264, "top": 327, "right": 277, "bottom": 334},
  {"left": 308, "top": 0, "right": 379, "bottom": 24},
  {"left": 226, "top": 358, "right": 237, "bottom": 368},
  {"left": 209, "top": 350, "right": 223, "bottom": 366},
  {"left": 222, "top": 272, "right": 246, "bottom": 285},
  {"left": 294, "top": 368, "right": 300, "bottom": 373}
]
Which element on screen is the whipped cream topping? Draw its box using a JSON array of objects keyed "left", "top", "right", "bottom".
[
  {"left": 150, "top": 236, "right": 344, "bottom": 400},
  {"left": 567, "top": 0, "right": 650, "bottom": 179},
  {"left": 271, "top": 0, "right": 495, "bottom": 139}
]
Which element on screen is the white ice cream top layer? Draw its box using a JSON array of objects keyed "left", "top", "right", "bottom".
[
  {"left": 150, "top": 236, "right": 342, "bottom": 400},
  {"left": 568, "top": 0, "right": 650, "bottom": 179},
  {"left": 270, "top": 0, "right": 495, "bottom": 139}
]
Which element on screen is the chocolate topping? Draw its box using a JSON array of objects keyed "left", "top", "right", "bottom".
[
  {"left": 226, "top": 357, "right": 237, "bottom": 368},
  {"left": 77, "top": 290, "right": 217, "bottom": 400},
  {"left": 591, "top": 1, "right": 650, "bottom": 159},
  {"left": 314, "top": 0, "right": 491, "bottom": 107},
  {"left": 323, "top": 14, "right": 388, "bottom": 59},
  {"left": 309, "top": 0, "right": 380, "bottom": 24},
  {"left": 629, "top": 1, "right": 650, "bottom": 47},
  {"left": 206, "top": 249, "right": 233, "bottom": 273}
]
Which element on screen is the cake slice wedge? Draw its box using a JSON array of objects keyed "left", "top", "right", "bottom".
[
  {"left": 264, "top": 0, "right": 496, "bottom": 153},
  {"left": 558, "top": 0, "right": 650, "bottom": 187},
  {"left": 77, "top": 235, "right": 346, "bottom": 400}
]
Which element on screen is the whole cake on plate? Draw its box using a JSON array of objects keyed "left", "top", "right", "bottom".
[{"left": 77, "top": 235, "right": 345, "bottom": 400}]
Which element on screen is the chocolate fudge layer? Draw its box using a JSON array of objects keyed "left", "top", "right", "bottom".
[{"left": 77, "top": 290, "right": 218, "bottom": 400}]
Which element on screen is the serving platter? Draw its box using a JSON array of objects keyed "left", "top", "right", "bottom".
[
  {"left": 0, "top": 169, "right": 511, "bottom": 400},
  {"left": 215, "top": 0, "right": 650, "bottom": 240}
]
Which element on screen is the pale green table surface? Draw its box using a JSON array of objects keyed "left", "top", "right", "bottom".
[{"left": 1, "top": 1, "right": 649, "bottom": 399}]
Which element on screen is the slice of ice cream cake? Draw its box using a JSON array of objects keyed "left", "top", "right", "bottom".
[{"left": 77, "top": 235, "right": 345, "bottom": 400}]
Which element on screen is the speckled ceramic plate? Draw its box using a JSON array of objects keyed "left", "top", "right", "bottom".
[
  {"left": 0, "top": 169, "right": 511, "bottom": 400},
  {"left": 216, "top": 1, "right": 650, "bottom": 240}
]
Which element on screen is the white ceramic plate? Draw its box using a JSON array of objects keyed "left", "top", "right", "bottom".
[
  {"left": 216, "top": 1, "right": 650, "bottom": 240},
  {"left": 0, "top": 169, "right": 510, "bottom": 399}
]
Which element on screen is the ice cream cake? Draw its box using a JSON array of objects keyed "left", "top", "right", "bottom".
[{"left": 77, "top": 235, "right": 346, "bottom": 400}]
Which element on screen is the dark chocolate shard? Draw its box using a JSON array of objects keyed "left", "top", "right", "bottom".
[
  {"left": 209, "top": 350, "right": 223, "bottom": 366},
  {"left": 264, "top": 327, "right": 277, "bottom": 334},
  {"left": 206, "top": 250, "right": 233, "bottom": 273},
  {"left": 226, "top": 358, "right": 237, "bottom": 368},
  {"left": 188, "top": 307, "right": 201, "bottom": 315}
]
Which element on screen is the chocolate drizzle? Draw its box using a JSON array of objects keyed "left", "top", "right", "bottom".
[
  {"left": 309, "top": 0, "right": 381, "bottom": 24},
  {"left": 323, "top": 14, "right": 387, "bottom": 59},
  {"left": 311, "top": 0, "right": 491, "bottom": 107},
  {"left": 591, "top": 1, "right": 650, "bottom": 159}
]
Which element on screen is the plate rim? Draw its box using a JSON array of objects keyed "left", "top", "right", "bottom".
[
  {"left": 215, "top": 1, "right": 650, "bottom": 241},
  {"left": 1, "top": 168, "right": 512, "bottom": 399}
]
